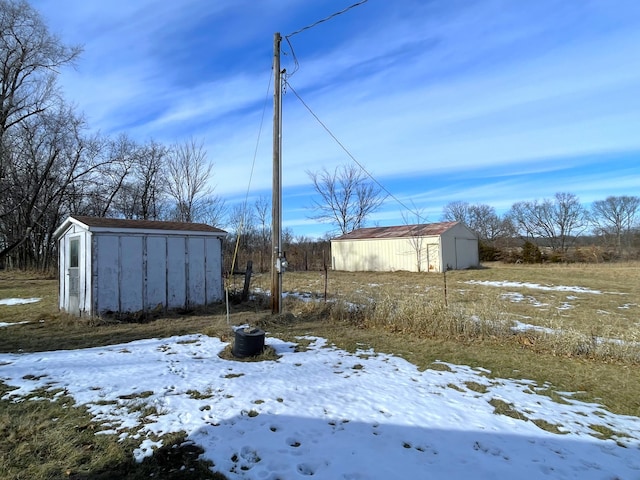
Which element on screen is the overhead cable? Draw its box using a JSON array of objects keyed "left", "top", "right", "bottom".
[
  {"left": 284, "top": 0, "right": 369, "bottom": 79},
  {"left": 285, "top": 80, "right": 421, "bottom": 219},
  {"left": 285, "top": 0, "right": 369, "bottom": 38}
]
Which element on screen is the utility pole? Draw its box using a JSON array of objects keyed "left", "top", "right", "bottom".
[{"left": 271, "top": 32, "right": 284, "bottom": 314}]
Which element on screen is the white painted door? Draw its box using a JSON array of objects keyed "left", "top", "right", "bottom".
[{"left": 68, "top": 237, "right": 80, "bottom": 315}]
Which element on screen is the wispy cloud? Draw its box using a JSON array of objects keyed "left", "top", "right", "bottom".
[{"left": 32, "top": 0, "right": 640, "bottom": 236}]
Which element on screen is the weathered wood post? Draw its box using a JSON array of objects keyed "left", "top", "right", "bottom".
[{"left": 242, "top": 261, "right": 253, "bottom": 301}]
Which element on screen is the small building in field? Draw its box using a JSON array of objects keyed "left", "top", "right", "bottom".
[
  {"left": 54, "top": 215, "right": 227, "bottom": 317},
  {"left": 330, "top": 221, "right": 478, "bottom": 273}
]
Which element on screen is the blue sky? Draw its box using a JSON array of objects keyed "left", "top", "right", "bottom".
[{"left": 33, "top": 0, "right": 640, "bottom": 238}]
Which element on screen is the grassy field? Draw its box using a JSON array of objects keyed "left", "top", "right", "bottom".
[{"left": 0, "top": 263, "right": 639, "bottom": 479}]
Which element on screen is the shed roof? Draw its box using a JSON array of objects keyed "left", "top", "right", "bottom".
[
  {"left": 332, "top": 221, "right": 460, "bottom": 241},
  {"left": 54, "top": 215, "right": 226, "bottom": 238}
]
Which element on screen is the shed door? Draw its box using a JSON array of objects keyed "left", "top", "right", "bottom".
[{"left": 68, "top": 237, "right": 80, "bottom": 315}]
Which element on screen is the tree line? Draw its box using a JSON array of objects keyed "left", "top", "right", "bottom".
[
  {"left": 441, "top": 194, "right": 640, "bottom": 262},
  {"left": 0, "top": 0, "right": 227, "bottom": 269},
  {"left": 301, "top": 163, "right": 640, "bottom": 263}
]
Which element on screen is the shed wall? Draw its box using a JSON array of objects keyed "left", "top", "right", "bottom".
[
  {"left": 92, "top": 233, "right": 223, "bottom": 315},
  {"left": 145, "top": 236, "right": 167, "bottom": 308},
  {"left": 440, "top": 223, "right": 479, "bottom": 270},
  {"left": 331, "top": 237, "right": 441, "bottom": 272},
  {"left": 331, "top": 223, "right": 479, "bottom": 273}
]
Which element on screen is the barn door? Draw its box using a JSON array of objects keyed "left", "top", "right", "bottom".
[{"left": 68, "top": 237, "right": 80, "bottom": 315}]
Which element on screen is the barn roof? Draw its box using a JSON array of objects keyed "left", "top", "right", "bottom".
[
  {"left": 54, "top": 215, "right": 226, "bottom": 238},
  {"left": 332, "top": 221, "right": 461, "bottom": 241}
]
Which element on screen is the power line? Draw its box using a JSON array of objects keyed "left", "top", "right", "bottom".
[
  {"left": 285, "top": 0, "right": 368, "bottom": 38},
  {"left": 284, "top": 0, "right": 369, "bottom": 78},
  {"left": 229, "top": 68, "right": 272, "bottom": 276},
  {"left": 285, "top": 80, "right": 422, "bottom": 219}
]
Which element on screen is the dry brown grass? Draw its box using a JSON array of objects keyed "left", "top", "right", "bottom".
[
  {"left": 0, "top": 383, "right": 222, "bottom": 480},
  {"left": 274, "top": 263, "right": 640, "bottom": 363}
]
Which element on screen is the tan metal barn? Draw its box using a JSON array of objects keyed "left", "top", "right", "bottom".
[
  {"left": 331, "top": 221, "right": 479, "bottom": 272},
  {"left": 54, "top": 216, "right": 227, "bottom": 317}
]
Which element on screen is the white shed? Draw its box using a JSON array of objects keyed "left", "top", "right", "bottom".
[
  {"left": 331, "top": 221, "right": 479, "bottom": 273},
  {"left": 54, "top": 216, "right": 227, "bottom": 317}
]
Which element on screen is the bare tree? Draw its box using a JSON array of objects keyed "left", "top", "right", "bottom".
[
  {"left": 164, "top": 138, "right": 221, "bottom": 223},
  {"left": 223, "top": 203, "right": 255, "bottom": 272},
  {"left": 195, "top": 195, "right": 226, "bottom": 227},
  {"left": 441, "top": 201, "right": 472, "bottom": 225},
  {"left": 94, "top": 134, "right": 138, "bottom": 217},
  {"left": 254, "top": 195, "right": 271, "bottom": 272},
  {"left": 0, "top": 0, "right": 81, "bottom": 139},
  {"left": 136, "top": 140, "right": 168, "bottom": 220},
  {"left": 0, "top": 103, "right": 104, "bottom": 267},
  {"left": 402, "top": 207, "right": 428, "bottom": 272},
  {"left": 591, "top": 195, "right": 640, "bottom": 256},
  {"left": 307, "top": 164, "right": 385, "bottom": 235},
  {"left": 442, "top": 201, "right": 511, "bottom": 242},
  {"left": 109, "top": 139, "right": 168, "bottom": 220},
  {"left": 508, "top": 192, "right": 588, "bottom": 252},
  {"left": 0, "top": 0, "right": 81, "bottom": 267}
]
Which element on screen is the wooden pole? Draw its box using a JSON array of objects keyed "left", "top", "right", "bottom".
[
  {"left": 271, "top": 32, "right": 283, "bottom": 314},
  {"left": 242, "top": 260, "right": 253, "bottom": 302},
  {"left": 323, "top": 250, "right": 328, "bottom": 302}
]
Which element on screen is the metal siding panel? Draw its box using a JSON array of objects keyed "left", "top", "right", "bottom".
[
  {"left": 333, "top": 237, "right": 446, "bottom": 272},
  {"left": 59, "top": 235, "right": 66, "bottom": 310},
  {"left": 353, "top": 241, "right": 368, "bottom": 271},
  {"left": 441, "top": 235, "right": 455, "bottom": 271},
  {"left": 96, "top": 235, "right": 119, "bottom": 312},
  {"left": 91, "top": 234, "right": 98, "bottom": 315},
  {"left": 119, "top": 236, "right": 143, "bottom": 312},
  {"left": 391, "top": 238, "right": 415, "bottom": 272},
  {"left": 83, "top": 230, "right": 93, "bottom": 315},
  {"left": 166, "top": 237, "right": 186, "bottom": 308},
  {"left": 187, "top": 237, "right": 205, "bottom": 307},
  {"left": 80, "top": 230, "right": 91, "bottom": 315},
  {"left": 205, "top": 237, "right": 222, "bottom": 302},
  {"left": 374, "top": 240, "right": 390, "bottom": 271},
  {"left": 455, "top": 238, "right": 479, "bottom": 269},
  {"left": 146, "top": 236, "right": 167, "bottom": 309},
  {"left": 331, "top": 241, "right": 350, "bottom": 271}
]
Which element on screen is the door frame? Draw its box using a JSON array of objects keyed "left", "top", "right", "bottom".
[{"left": 67, "top": 236, "right": 81, "bottom": 315}]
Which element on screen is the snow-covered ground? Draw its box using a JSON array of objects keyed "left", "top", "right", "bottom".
[
  {"left": 0, "top": 320, "right": 30, "bottom": 328},
  {"left": 0, "top": 297, "right": 41, "bottom": 306},
  {"left": 1, "top": 333, "right": 639, "bottom": 479},
  {"left": 464, "top": 280, "right": 605, "bottom": 294},
  {"left": 0, "top": 298, "right": 41, "bottom": 327}
]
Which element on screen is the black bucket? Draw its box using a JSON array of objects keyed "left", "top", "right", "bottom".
[{"left": 232, "top": 327, "right": 265, "bottom": 358}]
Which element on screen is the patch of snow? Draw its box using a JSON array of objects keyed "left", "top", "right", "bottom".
[
  {"left": 556, "top": 302, "right": 573, "bottom": 311},
  {"left": 500, "top": 292, "right": 548, "bottom": 307},
  {"left": 0, "top": 334, "right": 639, "bottom": 479},
  {"left": 0, "top": 297, "right": 41, "bottom": 306},
  {"left": 511, "top": 321, "right": 556, "bottom": 335},
  {"left": 0, "top": 321, "right": 30, "bottom": 328},
  {"left": 619, "top": 303, "right": 638, "bottom": 310},
  {"left": 466, "top": 280, "right": 602, "bottom": 294}
]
